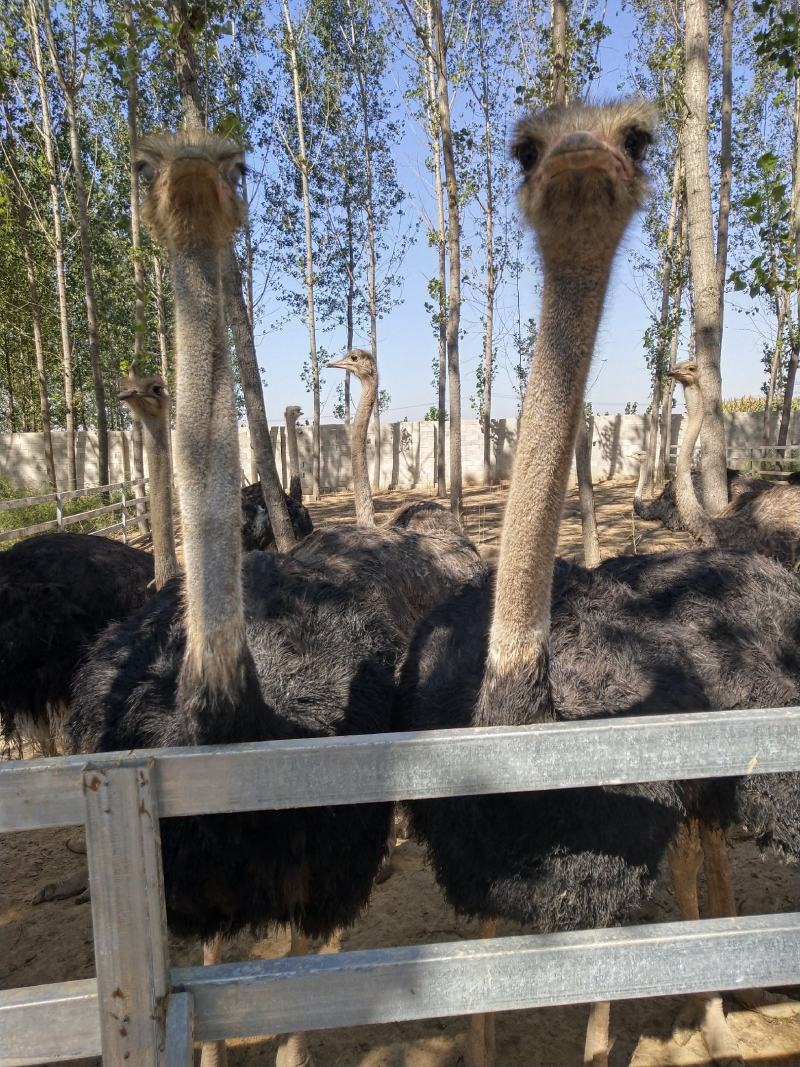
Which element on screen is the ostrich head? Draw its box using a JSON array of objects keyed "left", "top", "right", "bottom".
[
  {"left": 118, "top": 367, "right": 171, "bottom": 423},
  {"left": 135, "top": 131, "right": 246, "bottom": 250},
  {"left": 285, "top": 404, "right": 303, "bottom": 423},
  {"left": 668, "top": 360, "right": 699, "bottom": 389},
  {"left": 328, "top": 349, "right": 376, "bottom": 384},
  {"left": 511, "top": 100, "right": 656, "bottom": 266}
]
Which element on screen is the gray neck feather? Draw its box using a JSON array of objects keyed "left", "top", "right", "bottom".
[
  {"left": 674, "top": 382, "right": 718, "bottom": 546},
  {"left": 140, "top": 414, "right": 179, "bottom": 590},
  {"left": 352, "top": 375, "right": 376, "bottom": 526},
  {"left": 172, "top": 247, "right": 246, "bottom": 687},
  {"left": 484, "top": 264, "right": 611, "bottom": 691}
]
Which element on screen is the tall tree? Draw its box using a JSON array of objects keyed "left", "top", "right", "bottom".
[
  {"left": 429, "top": 0, "right": 463, "bottom": 520},
  {"left": 683, "top": 0, "right": 729, "bottom": 513},
  {"left": 24, "top": 0, "right": 77, "bottom": 487},
  {"left": 41, "top": 0, "right": 110, "bottom": 489}
]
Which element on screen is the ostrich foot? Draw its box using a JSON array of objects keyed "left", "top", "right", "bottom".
[
  {"left": 583, "top": 1001, "right": 612, "bottom": 1066},
  {"left": 732, "top": 988, "right": 800, "bottom": 1017},
  {"left": 200, "top": 1040, "right": 228, "bottom": 1067},
  {"left": 65, "top": 836, "right": 87, "bottom": 855},
  {"left": 31, "top": 867, "right": 88, "bottom": 905},
  {"left": 671, "top": 995, "right": 743, "bottom": 1065},
  {"left": 275, "top": 1032, "right": 313, "bottom": 1067},
  {"left": 465, "top": 1012, "right": 495, "bottom": 1067}
]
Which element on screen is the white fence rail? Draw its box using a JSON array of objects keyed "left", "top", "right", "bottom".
[
  {"left": 1, "top": 708, "right": 799, "bottom": 1065},
  {"left": 0, "top": 477, "right": 149, "bottom": 545}
]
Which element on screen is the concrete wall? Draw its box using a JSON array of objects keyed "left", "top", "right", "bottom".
[{"left": 4, "top": 412, "right": 800, "bottom": 493}]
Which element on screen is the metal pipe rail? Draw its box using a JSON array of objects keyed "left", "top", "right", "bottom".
[{"left": 1, "top": 707, "right": 799, "bottom": 1065}]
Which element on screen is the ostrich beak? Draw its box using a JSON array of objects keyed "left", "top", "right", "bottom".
[
  {"left": 327, "top": 358, "right": 350, "bottom": 370},
  {"left": 118, "top": 387, "right": 140, "bottom": 401}
]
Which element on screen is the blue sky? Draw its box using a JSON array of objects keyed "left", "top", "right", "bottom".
[{"left": 251, "top": 3, "right": 773, "bottom": 426}]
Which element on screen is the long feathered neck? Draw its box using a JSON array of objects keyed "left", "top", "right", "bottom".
[
  {"left": 674, "top": 380, "right": 718, "bottom": 546},
  {"left": 352, "top": 373, "right": 376, "bottom": 526},
  {"left": 478, "top": 262, "right": 612, "bottom": 725},
  {"left": 171, "top": 243, "right": 262, "bottom": 738},
  {"left": 285, "top": 411, "right": 302, "bottom": 504},
  {"left": 140, "top": 408, "right": 179, "bottom": 590}
]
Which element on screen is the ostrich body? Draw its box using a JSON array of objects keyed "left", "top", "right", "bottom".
[
  {"left": 328, "top": 349, "right": 376, "bottom": 526},
  {"left": 240, "top": 481, "right": 312, "bottom": 552},
  {"left": 670, "top": 360, "right": 800, "bottom": 566},
  {"left": 398, "top": 101, "right": 800, "bottom": 1067},
  {"left": 633, "top": 467, "right": 757, "bottom": 532},
  {"left": 67, "top": 131, "right": 397, "bottom": 1067},
  {"left": 0, "top": 370, "right": 179, "bottom": 751},
  {"left": 285, "top": 404, "right": 304, "bottom": 504}
]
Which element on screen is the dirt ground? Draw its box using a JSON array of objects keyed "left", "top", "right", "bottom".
[{"left": 2, "top": 479, "right": 799, "bottom": 1067}]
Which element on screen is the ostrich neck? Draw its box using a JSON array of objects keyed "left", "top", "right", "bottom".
[
  {"left": 171, "top": 247, "right": 248, "bottom": 692},
  {"left": 352, "top": 375, "right": 376, "bottom": 526},
  {"left": 140, "top": 414, "right": 179, "bottom": 590},
  {"left": 480, "top": 264, "right": 612, "bottom": 724},
  {"left": 674, "top": 382, "right": 718, "bottom": 546},
  {"left": 286, "top": 417, "right": 300, "bottom": 481}
]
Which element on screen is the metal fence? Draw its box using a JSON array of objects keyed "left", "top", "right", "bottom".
[
  {"left": 0, "top": 478, "right": 150, "bottom": 545},
  {"left": 667, "top": 443, "right": 800, "bottom": 478},
  {"left": 1, "top": 707, "right": 799, "bottom": 1065}
]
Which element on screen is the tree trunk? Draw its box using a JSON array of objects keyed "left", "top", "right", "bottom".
[
  {"left": 644, "top": 157, "right": 683, "bottom": 492},
  {"left": 5, "top": 121, "right": 57, "bottom": 488},
  {"left": 126, "top": 0, "right": 148, "bottom": 533},
  {"left": 763, "top": 294, "right": 786, "bottom": 447},
  {"left": 683, "top": 0, "right": 728, "bottom": 513},
  {"left": 281, "top": 0, "right": 321, "bottom": 499},
  {"left": 551, "top": 0, "right": 568, "bottom": 105},
  {"left": 478, "top": 37, "right": 495, "bottom": 486},
  {"left": 423, "top": 5, "right": 448, "bottom": 498},
  {"left": 168, "top": 0, "right": 294, "bottom": 542},
  {"left": 575, "top": 416, "right": 601, "bottom": 566},
  {"left": 715, "top": 0, "right": 734, "bottom": 309},
  {"left": 779, "top": 65, "right": 800, "bottom": 452},
  {"left": 26, "top": 0, "right": 76, "bottom": 488},
  {"left": 430, "top": 0, "right": 462, "bottom": 520},
  {"left": 42, "top": 0, "right": 109, "bottom": 489},
  {"left": 344, "top": 187, "right": 354, "bottom": 425},
  {"left": 658, "top": 210, "right": 687, "bottom": 478}
]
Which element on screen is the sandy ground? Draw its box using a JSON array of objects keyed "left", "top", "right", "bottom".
[{"left": 2, "top": 480, "right": 799, "bottom": 1067}]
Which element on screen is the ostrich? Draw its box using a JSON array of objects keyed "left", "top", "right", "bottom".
[
  {"left": 0, "top": 368, "right": 180, "bottom": 753},
  {"left": 398, "top": 100, "right": 800, "bottom": 1067},
  {"left": 669, "top": 360, "right": 800, "bottom": 566},
  {"left": 66, "top": 130, "right": 399, "bottom": 1067},
  {"left": 118, "top": 367, "right": 179, "bottom": 589},
  {"left": 328, "top": 349, "right": 376, "bottom": 526},
  {"left": 240, "top": 480, "right": 312, "bottom": 552},
  {"left": 633, "top": 464, "right": 756, "bottom": 532},
  {"left": 285, "top": 404, "right": 304, "bottom": 504}
]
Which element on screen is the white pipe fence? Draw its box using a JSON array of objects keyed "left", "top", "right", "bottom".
[
  {"left": 0, "top": 477, "right": 149, "bottom": 545},
  {"left": 0, "top": 706, "right": 798, "bottom": 1065}
]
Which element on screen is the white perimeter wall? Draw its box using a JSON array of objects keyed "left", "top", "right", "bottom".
[{"left": 3, "top": 412, "right": 800, "bottom": 493}]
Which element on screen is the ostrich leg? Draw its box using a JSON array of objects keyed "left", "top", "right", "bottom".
[
  {"left": 668, "top": 820, "right": 742, "bottom": 1065},
  {"left": 466, "top": 920, "right": 497, "bottom": 1067},
  {"left": 275, "top": 926, "right": 314, "bottom": 1067},
  {"left": 583, "top": 1000, "right": 612, "bottom": 1066},
  {"left": 700, "top": 824, "right": 800, "bottom": 1018},
  {"left": 200, "top": 936, "right": 229, "bottom": 1067}
]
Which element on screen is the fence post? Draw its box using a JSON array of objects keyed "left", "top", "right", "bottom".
[
  {"left": 83, "top": 758, "right": 170, "bottom": 1066},
  {"left": 55, "top": 492, "right": 62, "bottom": 532},
  {"left": 120, "top": 483, "right": 128, "bottom": 545}
]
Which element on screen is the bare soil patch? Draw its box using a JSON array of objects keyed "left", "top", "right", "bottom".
[{"left": 2, "top": 479, "right": 798, "bottom": 1066}]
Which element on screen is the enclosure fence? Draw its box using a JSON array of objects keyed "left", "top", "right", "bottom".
[
  {"left": 0, "top": 477, "right": 150, "bottom": 546},
  {"left": 1, "top": 707, "right": 799, "bottom": 1066}
]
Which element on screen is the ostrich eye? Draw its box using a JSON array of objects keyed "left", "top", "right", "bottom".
[
  {"left": 514, "top": 138, "right": 540, "bottom": 174},
  {"left": 136, "top": 159, "right": 156, "bottom": 183},
  {"left": 223, "top": 158, "right": 246, "bottom": 189},
  {"left": 151, "top": 385, "right": 164, "bottom": 396},
  {"left": 622, "top": 127, "right": 652, "bottom": 162}
]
